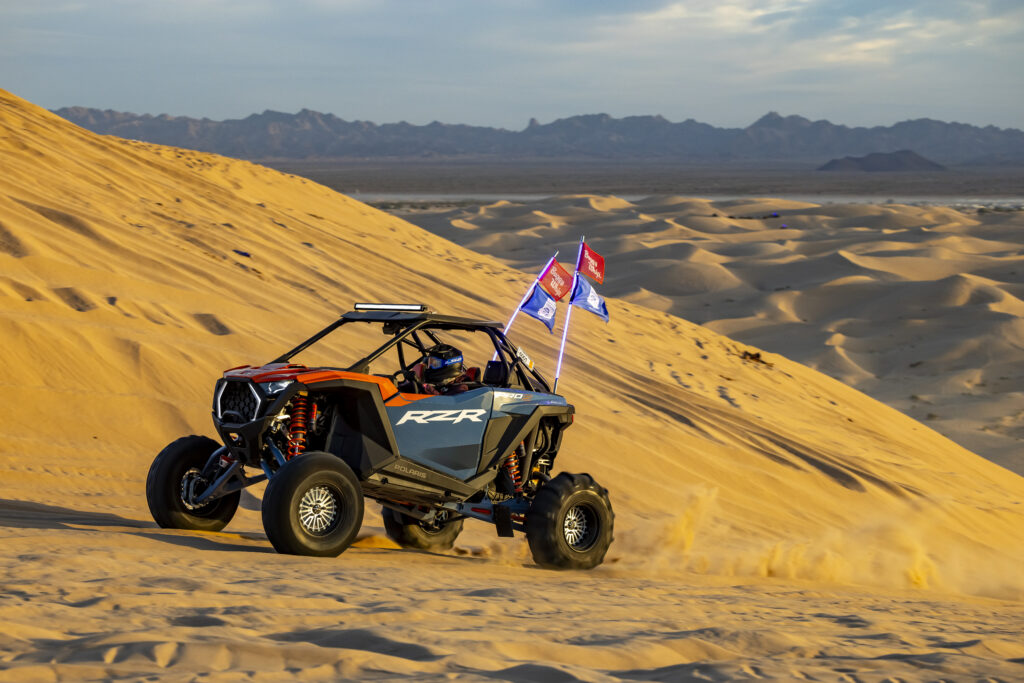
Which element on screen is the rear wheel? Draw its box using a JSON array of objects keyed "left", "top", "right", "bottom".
[
  {"left": 261, "top": 451, "right": 364, "bottom": 557},
  {"left": 526, "top": 473, "right": 614, "bottom": 570},
  {"left": 146, "top": 435, "right": 240, "bottom": 532},
  {"left": 382, "top": 507, "right": 464, "bottom": 551}
]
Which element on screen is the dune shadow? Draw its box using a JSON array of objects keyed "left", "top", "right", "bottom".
[
  {"left": 476, "top": 662, "right": 607, "bottom": 682},
  {"left": 269, "top": 626, "right": 443, "bottom": 661},
  {"left": 612, "top": 661, "right": 743, "bottom": 682},
  {"left": 623, "top": 391, "right": 698, "bottom": 429}
]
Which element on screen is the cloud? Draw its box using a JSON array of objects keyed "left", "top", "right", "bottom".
[
  {"left": 538, "top": 0, "right": 1021, "bottom": 91},
  {"left": 2, "top": 0, "right": 1022, "bottom": 128}
]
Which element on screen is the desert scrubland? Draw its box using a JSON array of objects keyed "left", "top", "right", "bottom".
[{"left": 2, "top": 89, "right": 1023, "bottom": 681}]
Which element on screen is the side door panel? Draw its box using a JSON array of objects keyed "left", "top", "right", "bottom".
[{"left": 385, "top": 388, "right": 494, "bottom": 480}]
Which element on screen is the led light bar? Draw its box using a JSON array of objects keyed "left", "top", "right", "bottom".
[{"left": 353, "top": 303, "right": 428, "bottom": 312}]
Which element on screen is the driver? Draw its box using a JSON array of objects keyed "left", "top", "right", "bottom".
[
  {"left": 419, "top": 344, "right": 478, "bottom": 394},
  {"left": 424, "top": 343, "right": 464, "bottom": 387}
]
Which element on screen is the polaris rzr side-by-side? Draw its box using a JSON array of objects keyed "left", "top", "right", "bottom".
[{"left": 145, "top": 303, "right": 614, "bottom": 569}]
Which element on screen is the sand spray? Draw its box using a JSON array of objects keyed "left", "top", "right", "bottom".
[{"left": 606, "top": 490, "right": 1023, "bottom": 599}]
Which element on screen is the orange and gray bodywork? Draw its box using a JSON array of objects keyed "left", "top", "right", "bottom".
[{"left": 208, "top": 311, "right": 573, "bottom": 532}]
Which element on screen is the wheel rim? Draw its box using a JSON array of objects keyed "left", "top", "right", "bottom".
[
  {"left": 563, "top": 503, "right": 599, "bottom": 551},
  {"left": 180, "top": 468, "right": 210, "bottom": 512},
  {"left": 298, "top": 485, "right": 340, "bottom": 536}
]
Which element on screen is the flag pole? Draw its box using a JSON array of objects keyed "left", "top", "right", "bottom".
[
  {"left": 553, "top": 237, "right": 585, "bottom": 394},
  {"left": 503, "top": 251, "right": 559, "bottom": 336}
]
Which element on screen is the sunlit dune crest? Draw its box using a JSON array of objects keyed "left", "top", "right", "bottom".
[
  {"left": 409, "top": 195, "right": 1024, "bottom": 473},
  {"left": 2, "top": 89, "right": 1024, "bottom": 681}
]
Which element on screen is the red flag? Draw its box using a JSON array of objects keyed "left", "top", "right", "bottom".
[
  {"left": 539, "top": 259, "right": 572, "bottom": 300},
  {"left": 579, "top": 242, "right": 605, "bottom": 284}
]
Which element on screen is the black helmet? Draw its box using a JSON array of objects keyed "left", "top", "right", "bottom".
[{"left": 423, "top": 344, "right": 463, "bottom": 384}]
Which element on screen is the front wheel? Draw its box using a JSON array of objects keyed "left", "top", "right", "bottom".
[
  {"left": 146, "top": 435, "right": 240, "bottom": 532},
  {"left": 526, "top": 473, "right": 614, "bottom": 570},
  {"left": 261, "top": 451, "right": 364, "bottom": 557},
  {"left": 382, "top": 507, "right": 464, "bottom": 551}
]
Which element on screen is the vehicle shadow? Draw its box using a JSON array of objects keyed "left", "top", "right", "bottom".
[
  {"left": 133, "top": 530, "right": 275, "bottom": 554},
  {"left": 0, "top": 498, "right": 147, "bottom": 530},
  {"left": 0, "top": 498, "right": 509, "bottom": 562},
  {"left": 0, "top": 497, "right": 272, "bottom": 554}
]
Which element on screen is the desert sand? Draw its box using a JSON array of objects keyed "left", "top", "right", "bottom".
[
  {"left": 408, "top": 196, "right": 1024, "bottom": 476},
  {"left": 2, "top": 89, "right": 1024, "bottom": 680}
]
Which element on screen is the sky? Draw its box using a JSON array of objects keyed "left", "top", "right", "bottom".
[{"left": 3, "top": 0, "right": 1023, "bottom": 130}]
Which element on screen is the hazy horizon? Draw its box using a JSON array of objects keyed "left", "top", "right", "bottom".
[{"left": 52, "top": 104, "right": 1024, "bottom": 133}]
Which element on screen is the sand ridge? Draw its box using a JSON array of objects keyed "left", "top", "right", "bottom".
[
  {"left": 408, "top": 195, "right": 1024, "bottom": 474},
  {"left": 2, "top": 89, "right": 1024, "bottom": 680}
]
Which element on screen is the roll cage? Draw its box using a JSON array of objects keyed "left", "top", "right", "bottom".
[{"left": 272, "top": 310, "right": 553, "bottom": 393}]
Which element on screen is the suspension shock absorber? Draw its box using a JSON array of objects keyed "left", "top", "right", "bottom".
[
  {"left": 287, "top": 394, "right": 309, "bottom": 459},
  {"left": 504, "top": 444, "right": 524, "bottom": 495}
]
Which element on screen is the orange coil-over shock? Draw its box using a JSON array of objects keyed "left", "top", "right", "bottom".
[
  {"left": 504, "top": 445, "right": 524, "bottom": 494},
  {"left": 287, "top": 394, "right": 309, "bottom": 459}
]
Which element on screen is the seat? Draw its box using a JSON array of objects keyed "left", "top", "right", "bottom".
[
  {"left": 482, "top": 360, "right": 508, "bottom": 386},
  {"left": 397, "top": 362, "right": 437, "bottom": 394}
]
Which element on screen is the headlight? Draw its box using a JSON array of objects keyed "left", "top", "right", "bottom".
[{"left": 258, "top": 379, "right": 293, "bottom": 395}]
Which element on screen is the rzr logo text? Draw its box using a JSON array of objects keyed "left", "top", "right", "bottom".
[{"left": 396, "top": 409, "right": 487, "bottom": 425}]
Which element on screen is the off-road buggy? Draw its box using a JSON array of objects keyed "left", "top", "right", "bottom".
[{"left": 146, "top": 303, "right": 614, "bottom": 569}]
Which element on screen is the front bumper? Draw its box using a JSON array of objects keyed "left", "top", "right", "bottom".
[{"left": 211, "top": 378, "right": 295, "bottom": 466}]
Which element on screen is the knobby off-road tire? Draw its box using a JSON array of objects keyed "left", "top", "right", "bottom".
[
  {"left": 261, "top": 451, "right": 364, "bottom": 557},
  {"left": 382, "top": 507, "right": 464, "bottom": 551},
  {"left": 146, "top": 435, "right": 240, "bottom": 532},
  {"left": 526, "top": 472, "right": 614, "bottom": 570}
]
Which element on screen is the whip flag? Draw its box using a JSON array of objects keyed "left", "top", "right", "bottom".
[
  {"left": 539, "top": 258, "right": 572, "bottom": 300},
  {"left": 521, "top": 285, "right": 558, "bottom": 332},
  {"left": 502, "top": 252, "right": 571, "bottom": 336},
  {"left": 570, "top": 275, "right": 609, "bottom": 322},
  {"left": 553, "top": 237, "right": 608, "bottom": 392},
  {"left": 579, "top": 242, "right": 605, "bottom": 284}
]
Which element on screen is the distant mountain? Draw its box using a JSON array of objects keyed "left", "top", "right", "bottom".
[
  {"left": 818, "top": 150, "right": 947, "bottom": 172},
  {"left": 52, "top": 107, "right": 1024, "bottom": 164}
]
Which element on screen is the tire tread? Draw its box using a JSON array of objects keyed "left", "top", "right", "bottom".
[
  {"left": 382, "top": 508, "right": 464, "bottom": 551},
  {"left": 526, "top": 472, "right": 614, "bottom": 570},
  {"left": 145, "top": 434, "right": 239, "bottom": 532},
  {"left": 261, "top": 452, "right": 364, "bottom": 557}
]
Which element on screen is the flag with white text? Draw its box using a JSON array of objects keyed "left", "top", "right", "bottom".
[
  {"left": 579, "top": 242, "right": 605, "bottom": 284},
  {"left": 539, "top": 259, "right": 573, "bottom": 300}
]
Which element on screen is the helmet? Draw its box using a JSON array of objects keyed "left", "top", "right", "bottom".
[{"left": 423, "top": 344, "right": 463, "bottom": 384}]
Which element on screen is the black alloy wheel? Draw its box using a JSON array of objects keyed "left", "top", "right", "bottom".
[
  {"left": 525, "top": 472, "right": 614, "bottom": 570},
  {"left": 146, "top": 435, "right": 240, "bottom": 532},
  {"left": 261, "top": 451, "right": 364, "bottom": 557}
]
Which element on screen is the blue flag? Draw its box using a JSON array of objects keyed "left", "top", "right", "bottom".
[
  {"left": 570, "top": 276, "right": 609, "bottom": 322},
  {"left": 521, "top": 284, "right": 558, "bottom": 332}
]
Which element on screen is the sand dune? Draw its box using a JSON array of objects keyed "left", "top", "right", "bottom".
[
  {"left": 2, "top": 89, "right": 1024, "bottom": 680},
  {"left": 409, "top": 195, "right": 1024, "bottom": 474}
]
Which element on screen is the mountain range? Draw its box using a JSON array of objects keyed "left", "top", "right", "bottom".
[
  {"left": 818, "top": 149, "right": 947, "bottom": 172},
  {"left": 53, "top": 107, "right": 1024, "bottom": 165}
]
